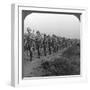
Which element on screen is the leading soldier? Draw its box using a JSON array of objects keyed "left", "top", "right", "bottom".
[{"left": 26, "top": 27, "right": 35, "bottom": 61}]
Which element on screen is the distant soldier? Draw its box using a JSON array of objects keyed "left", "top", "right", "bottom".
[
  {"left": 51, "top": 34, "right": 57, "bottom": 53},
  {"left": 43, "top": 34, "right": 47, "bottom": 56},
  {"left": 47, "top": 35, "right": 52, "bottom": 55},
  {"left": 54, "top": 36, "right": 59, "bottom": 52}
]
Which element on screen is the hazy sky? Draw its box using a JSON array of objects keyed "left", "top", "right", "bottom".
[{"left": 24, "top": 13, "right": 80, "bottom": 39}]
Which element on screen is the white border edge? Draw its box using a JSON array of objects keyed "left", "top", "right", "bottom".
[{"left": 11, "top": 3, "right": 88, "bottom": 87}]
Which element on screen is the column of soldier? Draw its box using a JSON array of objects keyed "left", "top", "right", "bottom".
[{"left": 24, "top": 28, "right": 69, "bottom": 61}]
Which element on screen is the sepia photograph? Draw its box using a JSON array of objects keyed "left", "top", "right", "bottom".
[{"left": 22, "top": 9, "right": 81, "bottom": 78}]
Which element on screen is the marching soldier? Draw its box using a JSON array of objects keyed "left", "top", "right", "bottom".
[
  {"left": 26, "top": 27, "right": 33, "bottom": 61},
  {"left": 35, "top": 31, "right": 41, "bottom": 58},
  {"left": 43, "top": 34, "right": 47, "bottom": 56},
  {"left": 47, "top": 35, "right": 52, "bottom": 55},
  {"left": 51, "top": 34, "right": 57, "bottom": 53}
]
